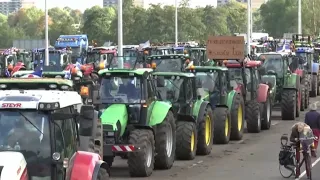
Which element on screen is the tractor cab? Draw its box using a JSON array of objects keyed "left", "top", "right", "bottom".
[
  {"left": 32, "top": 48, "right": 71, "bottom": 69},
  {"left": 142, "top": 46, "right": 174, "bottom": 55},
  {"left": 0, "top": 90, "right": 109, "bottom": 179},
  {"left": 143, "top": 54, "right": 190, "bottom": 71},
  {"left": 224, "top": 60, "right": 263, "bottom": 101},
  {"left": 86, "top": 47, "right": 117, "bottom": 72},
  {"left": 0, "top": 48, "right": 18, "bottom": 77}
]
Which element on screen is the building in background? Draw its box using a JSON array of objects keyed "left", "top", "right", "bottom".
[
  {"left": 217, "top": 0, "right": 268, "bottom": 9},
  {"left": 103, "top": 0, "right": 144, "bottom": 7},
  {"left": 0, "top": 0, "right": 35, "bottom": 15}
]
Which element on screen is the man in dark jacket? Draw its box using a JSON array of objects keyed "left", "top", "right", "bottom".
[{"left": 305, "top": 103, "right": 320, "bottom": 151}]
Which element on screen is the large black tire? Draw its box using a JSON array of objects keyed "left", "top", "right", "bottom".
[
  {"left": 197, "top": 105, "right": 213, "bottom": 155},
  {"left": 246, "top": 100, "right": 261, "bottom": 133},
  {"left": 305, "top": 80, "right": 310, "bottom": 108},
  {"left": 310, "top": 75, "right": 317, "bottom": 97},
  {"left": 281, "top": 90, "right": 296, "bottom": 120},
  {"left": 154, "top": 111, "right": 176, "bottom": 169},
  {"left": 296, "top": 90, "right": 300, "bottom": 117},
  {"left": 97, "top": 168, "right": 110, "bottom": 180},
  {"left": 176, "top": 121, "right": 197, "bottom": 160},
  {"left": 213, "top": 107, "right": 231, "bottom": 144},
  {"left": 128, "top": 129, "right": 155, "bottom": 177},
  {"left": 230, "top": 94, "right": 245, "bottom": 140},
  {"left": 261, "top": 94, "right": 272, "bottom": 130},
  {"left": 300, "top": 84, "right": 306, "bottom": 111}
]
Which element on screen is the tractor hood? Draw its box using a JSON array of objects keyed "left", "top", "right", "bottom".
[
  {"left": 0, "top": 151, "right": 28, "bottom": 179},
  {"left": 100, "top": 104, "right": 128, "bottom": 136}
]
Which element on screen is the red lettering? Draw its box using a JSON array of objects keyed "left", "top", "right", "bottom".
[{"left": 1, "top": 103, "right": 22, "bottom": 108}]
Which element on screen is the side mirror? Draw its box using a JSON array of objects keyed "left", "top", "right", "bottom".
[{"left": 78, "top": 105, "right": 94, "bottom": 137}]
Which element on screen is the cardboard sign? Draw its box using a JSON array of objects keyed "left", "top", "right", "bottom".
[{"left": 206, "top": 36, "right": 245, "bottom": 60}]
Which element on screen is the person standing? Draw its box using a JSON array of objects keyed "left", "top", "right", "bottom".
[{"left": 305, "top": 102, "right": 320, "bottom": 153}]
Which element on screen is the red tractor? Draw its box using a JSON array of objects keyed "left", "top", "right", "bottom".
[{"left": 224, "top": 60, "right": 273, "bottom": 132}]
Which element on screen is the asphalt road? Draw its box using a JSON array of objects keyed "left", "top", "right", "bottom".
[{"left": 109, "top": 97, "right": 320, "bottom": 180}]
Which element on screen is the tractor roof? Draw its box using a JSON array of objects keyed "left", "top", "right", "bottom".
[
  {"left": 152, "top": 72, "right": 194, "bottom": 77},
  {"left": 0, "top": 90, "right": 82, "bottom": 110},
  {"left": 225, "top": 60, "right": 261, "bottom": 68},
  {"left": 0, "top": 78, "right": 73, "bottom": 86},
  {"left": 98, "top": 68, "right": 153, "bottom": 76},
  {"left": 188, "top": 66, "right": 228, "bottom": 71},
  {"left": 147, "top": 54, "right": 187, "bottom": 60}
]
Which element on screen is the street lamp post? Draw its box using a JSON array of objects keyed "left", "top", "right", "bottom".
[
  {"left": 175, "top": 0, "right": 178, "bottom": 46},
  {"left": 118, "top": 0, "right": 123, "bottom": 68},
  {"left": 246, "top": 0, "right": 251, "bottom": 55},
  {"left": 298, "top": 0, "right": 302, "bottom": 34},
  {"left": 44, "top": 0, "right": 49, "bottom": 66}
]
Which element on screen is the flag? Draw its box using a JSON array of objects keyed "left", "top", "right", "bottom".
[
  {"left": 64, "top": 69, "right": 72, "bottom": 79},
  {"left": 4, "top": 69, "right": 10, "bottom": 77},
  {"left": 30, "top": 67, "right": 43, "bottom": 77},
  {"left": 138, "top": 40, "right": 150, "bottom": 50}
]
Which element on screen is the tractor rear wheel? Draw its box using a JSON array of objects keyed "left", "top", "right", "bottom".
[
  {"left": 310, "top": 75, "right": 317, "bottom": 97},
  {"left": 296, "top": 89, "right": 300, "bottom": 117},
  {"left": 230, "top": 94, "right": 245, "bottom": 140},
  {"left": 305, "top": 80, "right": 310, "bottom": 108},
  {"left": 128, "top": 129, "right": 155, "bottom": 177},
  {"left": 261, "top": 94, "right": 272, "bottom": 130},
  {"left": 300, "top": 85, "right": 306, "bottom": 111},
  {"left": 97, "top": 168, "right": 110, "bottom": 180},
  {"left": 246, "top": 100, "right": 261, "bottom": 133},
  {"left": 197, "top": 105, "right": 213, "bottom": 155},
  {"left": 281, "top": 90, "right": 296, "bottom": 120},
  {"left": 176, "top": 121, "right": 197, "bottom": 160},
  {"left": 213, "top": 107, "right": 231, "bottom": 144},
  {"left": 154, "top": 111, "right": 176, "bottom": 169}
]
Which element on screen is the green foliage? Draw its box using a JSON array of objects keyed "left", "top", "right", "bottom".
[
  {"left": 0, "top": 3, "right": 250, "bottom": 48},
  {"left": 259, "top": 0, "right": 320, "bottom": 37}
]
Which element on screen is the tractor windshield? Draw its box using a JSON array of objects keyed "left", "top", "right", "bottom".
[
  {"left": 0, "top": 110, "right": 50, "bottom": 177},
  {"left": 157, "top": 76, "right": 184, "bottom": 102},
  {"left": 256, "top": 46, "right": 266, "bottom": 53},
  {"left": 100, "top": 76, "right": 142, "bottom": 103},
  {"left": 153, "top": 59, "right": 182, "bottom": 72},
  {"left": 228, "top": 68, "right": 251, "bottom": 88},
  {"left": 48, "top": 52, "right": 61, "bottom": 66},
  {"left": 259, "top": 54, "right": 283, "bottom": 77},
  {"left": 87, "top": 52, "right": 100, "bottom": 63},
  {"left": 195, "top": 72, "right": 219, "bottom": 92}
]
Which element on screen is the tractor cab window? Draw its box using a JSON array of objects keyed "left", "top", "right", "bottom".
[
  {"left": 5, "top": 55, "right": 17, "bottom": 66},
  {"left": 228, "top": 68, "right": 244, "bottom": 88},
  {"left": 100, "top": 76, "right": 142, "bottom": 103},
  {"left": 152, "top": 58, "right": 182, "bottom": 72},
  {"left": 157, "top": 76, "right": 184, "bottom": 102},
  {"left": 256, "top": 46, "right": 266, "bottom": 53},
  {"left": 0, "top": 110, "right": 51, "bottom": 178},
  {"left": 261, "top": 55, "right": 283, "bottom": 78},
  {"left": 296, "top": 53, "right": 308, "bottom": 64},
  {"left": 195, "top": 72, "right": 219, "bottom": 98},
  {"left": 87, "top": 52, "right": 100, "bottom": 63},
  {"left": 48, "top": 52, "right": 61, "bottom": 66}
]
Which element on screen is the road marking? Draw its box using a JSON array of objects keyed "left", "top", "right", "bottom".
[
  {"left": 271, "top": 121, "right": 280, "bottom": 126},
  {"left": 295, "top": 156, "right": 320, "bottom": 179}
]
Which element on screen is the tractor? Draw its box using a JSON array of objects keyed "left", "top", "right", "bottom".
[
  {"left": 90, "top": 66, "right": 176, "bottom": 177},
  {"left": 0, "top": 86, "right": 109, "bottom": 179},
  {"left": 257, "top": 53, "right": 301, "bottom": 120},
  {"left": 143, "top": 55, "right": 214, "bottom": 158},
  {"left": 187, "top": 65, "right": 245, "bottom": 144},
  {"left": 292, "top": 35, "right": 319, "bottom": 97},
  {"left": 224, "top": 60, "right": 273, "bottom": 132}
]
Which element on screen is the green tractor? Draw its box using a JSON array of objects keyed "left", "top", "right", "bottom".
[
  {"left": 152, "top": 71, "right": 214, "bottom": 159},
  {"left": 258, "top": 53, "right": 301, "bottom": 120},
  {"left": 90, "top": 68, "right": 176, "bottom": 177},
  {"left": 144, "top": 54, "right": 214, "bottom": 157},
  {"left": 187, "top": 65, "right": 245, "bottom": 144}
]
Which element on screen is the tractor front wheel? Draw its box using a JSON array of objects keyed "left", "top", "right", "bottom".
[
  {"left": 197, "top": 105, "right": 213, "bottom": 155},
  {"left": 300, "top": 84, "right": 306, "bottom": 111},
  {"left": 155, "top": 111, "right": 176, "bottom": 169},
  {"left": 213, "top": 107, "right": 231, "bottom": 144},
  {"left": 310, "top": 74, "right": 317, "bottom": 97},
  {"left": 176, "top": 121, "right": 197, "bottom": 160},
  {"left": 281, "top": 90, "right": 296, "bottom": 120},
  {"left": 246, "top": 100, "right": 261, "bottom": 133},
  {"left": 261, "top": 94, "right": 272, "bottom": 130},
  {"left": 230, "top": 94, "right": 245, "bottom": 140},
  {"left": 128, "top": 129, "right": 155, "bottom": 177}
]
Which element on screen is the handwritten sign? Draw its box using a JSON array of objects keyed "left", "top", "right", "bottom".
[{"left": 206, "top": 36, "right": 245, "bottom": 60}]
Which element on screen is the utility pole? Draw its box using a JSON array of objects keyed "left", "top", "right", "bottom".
[
  {"left": 44, "top": 0, "right": 49, "bottom": 66},
  {"left": 175, "top": 0, "right": 178, "bottom": 46},
  {"left": 246, "top": 0, "right": 251, "bottom": 55},
  {"left": 298, "top": 0, "right": 302, "bottom": 34},
  {"left": 118, "top": 0, "right": 123, "bottom": 68}
]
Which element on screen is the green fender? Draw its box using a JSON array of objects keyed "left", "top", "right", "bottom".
[
  {"left": 192, "top": 99, "right": 204, "bottom": 118},
  {"left": 149, "top": 101, "right": 172, "bottom": 126},
  {"left": 284, "top": 73, "right": 299, "bottom": 89},
  {"left": 227, "top": 90, "right": 237, "bottom": 109},
  {"left": 100, "top": 104, "right": 128, "bottom": 136}
]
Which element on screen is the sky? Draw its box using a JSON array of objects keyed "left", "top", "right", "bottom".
[
  {"left": 34, "top": 0, "right": 217, "bottom": 12},
  {"left": 34, "top": 0, "right": 102, "bottom": 12}
]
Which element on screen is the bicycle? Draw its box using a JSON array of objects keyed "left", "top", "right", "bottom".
[{"left": 279, "top": 134, "right": 317, "bottom": 180}]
